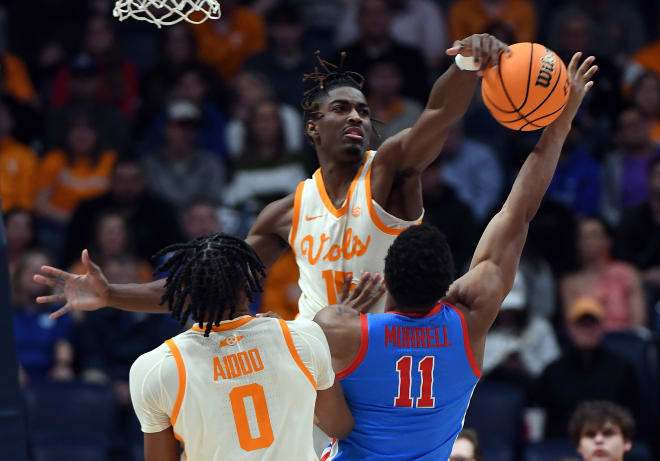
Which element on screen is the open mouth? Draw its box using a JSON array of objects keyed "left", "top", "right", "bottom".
[{"left": 343, "top": 126, "right": 364, "bottom": 142}]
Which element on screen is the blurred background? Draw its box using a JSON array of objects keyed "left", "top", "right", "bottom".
[{"left": 0, "top": 0, "right": 658, "bottom": 460}]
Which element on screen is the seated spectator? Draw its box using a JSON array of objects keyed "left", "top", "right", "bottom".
[
  {"left": 602, "top": 107, "right": 660, "bottom": 225},
  {"left": 518, "top": 230, "right": 558, "bottom": 320},
  {"left": 421, "top": 157, "right": 478, "bottom": 274},
  {"left": 450, "top": 427, "right": 484, "bottom": 461},
  {"left": 226, "top": 71, "right": 302, "bottom": 158},
  {"left": 68, "top": 211, "right": 152, "bottom": 283},
  {"left": 336, "top": 0, "right": 448, "bottom": 69},
  {"left": 4, "top": 209, "right": 37, "bottom": 275},
  {"left": 50, "top": 16, "right": 139, "bottom": 116},
  {"left": 12, "top": 249, "right": 75, "bottom": 384},
  {"left": 180, "top": 200, "right": 222, "bottom": 240},
  {"left": 633, "top": 30, "right": 660, "bottom": 80},
  {"left": 0, "top": 97, "right": 37, "bottom": 212},
  {"left": 630, "top": 72, "right": 660, "bottom": 145},
  {"left": 533, "top": 297, "right": 639, "bottom": 440},
  {"left": 44, "top": 54, "right": 129, "bottom": 153},
  {"left": 188, "top": 0, "right": 266, "bottom": 80},
  {"left": 561, "top": 216, "right": 646, "bottom": 331},
  {"left": 448, "top": 0, "right": 536, "bottom": 43},
  {"left": 334, "top": 0, "right": 429, "bottom": 105},
  {"left": 143, "top": 100, "right": 226, "bottom": 210},
  {"left": 615, "top": 157, "right": 660, "bottom": 328},
  {"left": 569, "top": 401, "right": 635, "bottom": 461},
  {"left": 483, "top": 272, "right": 560, "bottom": 396},
  {"left": 1, "top": 49, "right": 37, "bottom": 105},
  {"left": 59, "top": 156, "right": 182, "bottom": 268},
  {"left": 245, "top": 3, "right": 316, "bottom": 108},
  {"left": 439, "top": 123, "right": 504, "bottom": 223},
  {"left": 140, "top": 64, "right": 229, "bottom": 159},
  {"left": 137, "top": 23, "right": 228, "bottom": 138},
  {"left": 546, "top": 123, "right": 601, "bottom": 216},
  {"left": 366, "top": 59, "right": 423, "bottom": 145},
  {"left": 224, "top": 99, "right": 306, "bottom": 212}
]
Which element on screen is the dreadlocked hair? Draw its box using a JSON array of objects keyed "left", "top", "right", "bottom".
[{"left": 152, "top": 233, "right": 266, "bottom": 337}]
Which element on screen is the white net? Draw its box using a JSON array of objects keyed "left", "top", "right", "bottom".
[{"left": 113, "top": 0, "right": 221, "bottom": 28}]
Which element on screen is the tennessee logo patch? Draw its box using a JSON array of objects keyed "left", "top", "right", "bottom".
[{"left": 219, "top": 335, "right": 244, "bottom": 347}]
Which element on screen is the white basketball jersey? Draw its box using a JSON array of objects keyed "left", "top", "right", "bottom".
[
  {"left": 289, "top": 150, "right": 423, "bottom": 320},
  {"left": 165, "top": 317, "right": 326, "bottom": 460}
]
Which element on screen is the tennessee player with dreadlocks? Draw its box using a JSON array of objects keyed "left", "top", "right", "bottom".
[
  {"left": 127, "top": 232, "right": 379, "bottom": 461},
  {"left": 36, "top": 33, "right": 509, "bottom": 320}
]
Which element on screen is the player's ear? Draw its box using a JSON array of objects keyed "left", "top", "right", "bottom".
[{"left": 305, "top": 119, "right": 318, "bottom": 144}]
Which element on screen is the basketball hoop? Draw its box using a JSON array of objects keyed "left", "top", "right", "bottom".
[{"left": 113, "top": 0, "right": 221, "bottom": 28}]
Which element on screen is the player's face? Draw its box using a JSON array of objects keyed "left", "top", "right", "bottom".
[
  {"left": 577, "top": 422, "right": 631, "bottom": 461},
  {"left": 307, "top": 87, "right": 373, "bottom": 162}
]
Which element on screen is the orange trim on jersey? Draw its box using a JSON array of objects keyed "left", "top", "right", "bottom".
[
  {"left": 313, "top": 155, "right": 367, "bottom": 218},
  {"left": 278, "top": 319, "right": 317, "bottom": 389},
  {"left": 364, "top": 155, "right": 422, "bottom": 235},
  {"left": 189, "top": 316, "right": 253, "bottom": 333},
  {"left": 289, "top": 181, "right": 305, "bottom": 251},
  {"left": 164, "top": 339, "right": 186, "bottom": 427},
  {"left": 447, "top": 304, "right": 482, "bottom": 379},
  {"left": 336, "top": 314, "right": 369, "bottom": 380}
]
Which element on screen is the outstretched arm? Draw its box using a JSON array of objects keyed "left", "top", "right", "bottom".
[
  {"left": 375, "top": 34, "right": 509, "bottom": 175},
  {"left": 446, "top": 53, "right": 598, "bottom": 341}
]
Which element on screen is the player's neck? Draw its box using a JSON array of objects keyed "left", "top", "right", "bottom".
[
  {"left": 318, "top": 158, "right": 364, "bottom": 205},
  {"left": 384, "top": 293, "right": 434, "bottom": 315}
]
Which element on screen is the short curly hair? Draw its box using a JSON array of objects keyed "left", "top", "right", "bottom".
[
  {"left": 384, "top": 224, "right": 454, "bottom": 311},
  {"left": 568, "top": 401, "right": 635, "bottom": 447}
]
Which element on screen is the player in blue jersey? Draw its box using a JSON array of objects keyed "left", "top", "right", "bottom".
[{"left": 314, "top": 51, "right": 598, "bottom": 461}]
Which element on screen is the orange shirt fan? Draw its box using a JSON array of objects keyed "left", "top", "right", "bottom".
[{"left": 112, "top": 0, "right": 221, "bottom": 27}]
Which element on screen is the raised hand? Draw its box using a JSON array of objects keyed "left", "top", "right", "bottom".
[
  {"left": 337, "top": 272, "right": 386, "bottom": 314},
  {"left": 446, "top": 33, "right": 510, "bottom": 74},
  {"left": 554, "top": 52, "right": 598, "bottom": 124},
  {"left": 33, "top": 249, "right": 110, "bottom": 319}
]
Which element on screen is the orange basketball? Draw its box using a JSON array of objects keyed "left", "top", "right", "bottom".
[{"left": 481, "top": 43, "right": 570, "bottom": 131}]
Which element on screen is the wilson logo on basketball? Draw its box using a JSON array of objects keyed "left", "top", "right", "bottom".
[
  {"left": 219, "top": 335, "right": 244, "bottom": 347},
  {"left": 535, "top": 48, "right": 555, "bottom": 88}
]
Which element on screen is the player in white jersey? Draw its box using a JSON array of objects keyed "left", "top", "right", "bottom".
[
  {"left": 126, "top": 233, "right": 354, "bottom": 460},
  {"left": 35, "top": 34, "right": 509, "bottom": 321}
]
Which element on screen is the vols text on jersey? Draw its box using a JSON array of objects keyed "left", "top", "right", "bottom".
[{"left": 299, "top": 227, "right": 371, "bottom": 265}]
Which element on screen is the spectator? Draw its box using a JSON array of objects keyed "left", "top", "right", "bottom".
[
  {"left": 180, "top": 200, "right": 222, "bottom": 240},
  {"left": 137, "top": 23, "right": 228, "bottom": 138},
  {"left": 533, "top": 297, "right": 639, "bottom": 439},
  {"left": 188, "top": 0, "right": 266, "bottom": 80},
  {"left": 615, "top": 157, "right": 660, "bottom": 328},
  {"left": 633, "top": 20, "right": 660, "bottom": 79},
  {"left": 68, "top": 211, "right": 152, "bottom": 283},
  {"left": 334, "top": 0, "right": 430, "bottom": 105},
  {"left": 439, "top": 123, "right": 504, "bottom": 223},
  {"left": 1, "top": 49, "right": 37, "bottom": 105},
  {"left": 0, "top": 97, "right": 38, "bottom": 212},
  {"left": 450, "top": 427, "right": 484, "bottom": 461},
  {"left": 630, "top": 72, "right": 660, "bottom": 144},
  {"left": 50, "top": 16, "right": 139, "bottom": 116},
  {"left": 143, "top": 100, "right": 226, "bottom": 210},
  {"left": 602, "top": 107, "right": 660, "bottom": 225},
  {"left": 44, "top": 53, "right": 129, "bottom": 152},
  {"left": 245, "top": 3, "right": 316, "bottom": 108},
  {"left": 482, "top": 271, "right": 560, "bottom": 395},
  {"left": 140, "top": 64, "right": 229, "bottom": 159},
  {"left": 12, "top": 249, "right": 75, "bottom": 383},
  {"left": 546, "top": 123, "right": 602, "bottom": 216},
  {"left": 59, "top": 156, "right": 182, "bottom": 268},
  {"left": 366, "top": 59, "right": 423, "bottom": 145},
  {"left": 226, "top": 71, "right": 302, "bottom": 158},
  {"left": 35, "top": 111, "right": 117, "bottom": 252},
  {"left": 336, "top": 0, "right": 448, "bottom": 69},
  {"left": 518, "top": 227, "right": 558, "bottom": 320},
  {"left": 3, "top": 209, "right": 37, "bottom": 275},
  {"left": 225, "top": 99, "right": 306, "bottom": 212},
  {"left": 421, "top": 157, "right": 478, "bottom": 274},
  {"left": 561, "top": 216, "right": 646, "bottom": 331},
  {"left": 569, "top": 401, "right": 634, "bottom": 461},
  {"left": 448, "top": 0, "right": 536, "bottom": 43}
]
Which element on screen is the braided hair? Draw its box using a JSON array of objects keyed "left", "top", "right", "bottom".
[{"left": 152, "top": 233, "right": 266, "bottom": 336}]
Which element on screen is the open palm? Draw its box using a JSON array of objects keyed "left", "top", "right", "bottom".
[{"left": 33, "top": 249, "right": 110, "bottom": 319}]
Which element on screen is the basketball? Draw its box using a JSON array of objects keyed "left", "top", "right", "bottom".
[{"left": 481, "top": 43, "right": 570, "bottom": 131}]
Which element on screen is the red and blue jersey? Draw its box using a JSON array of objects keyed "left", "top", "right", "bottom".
[{"left": 322, "top": 303, "right": 481, "bottom": 460}]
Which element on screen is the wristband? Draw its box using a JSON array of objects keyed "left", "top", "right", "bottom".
[{"left": 455, "top": 54, "right": 480, "bottom": 71}]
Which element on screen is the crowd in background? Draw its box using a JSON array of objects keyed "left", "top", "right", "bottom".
[{"left": 1, "top": 0, "right": 660, "bottom": 460}]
